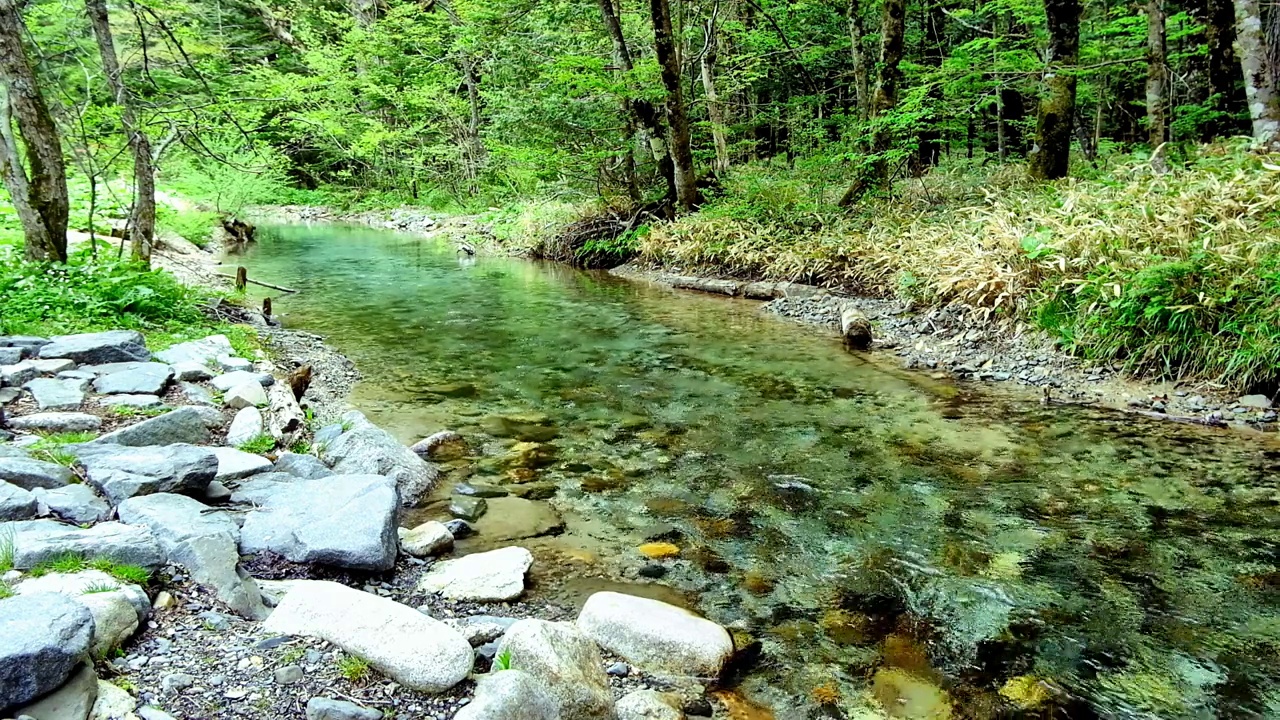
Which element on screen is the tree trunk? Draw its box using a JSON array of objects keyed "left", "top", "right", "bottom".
[
  {"left": 649, "top": 0, "right": 698, "bottom": 212},
  {"left": 1029, "top": 0, "right": 1081, "bottom": 180},
  {"left": 1234, "top": 0, "right": 1280, "bottom": 147},
  {"left": 916, "top": 0, "right": 946, "bottom": 171},
  {"left": 0, "top": 0, "right": 68, "bottom": 262},
  {"left": 1203, "top": 0, "right": 1246, "bottom": 137},
  {"left": 461, "top": 56, "right": 484, "bottom": 195},
  {"left": 351, "top": 0, "right": 376, "bottom": 26},
  {"left": 848, "top": 0, "right": 870, "bottom": 119},
  {"left": 86, "top": 0, "right": 155, "bottom": 266},
  {"left": 599, "top": 0, "right": 673, "bottom": 200},
  {"left": 701, "top": 15, "right": 729, "bottom": 174},
  {"left": 1146, "top": 0, "right": 1169, "bottom": 146},
  {"left": 838, "top": 0, "right": 906, "bottom": 206}
]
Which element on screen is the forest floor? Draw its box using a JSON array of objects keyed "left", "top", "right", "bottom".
[{"left": 253, "top": 204, "right": 1278, "bottom": 436}]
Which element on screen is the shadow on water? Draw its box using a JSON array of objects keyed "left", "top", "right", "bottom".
[{"left": 239, "top": 224, "right": 1280, "bottom": 719}]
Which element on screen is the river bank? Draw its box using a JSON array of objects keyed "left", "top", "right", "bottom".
[{"left": 252, "top": 204, "right": 1275, "bottom": 434}]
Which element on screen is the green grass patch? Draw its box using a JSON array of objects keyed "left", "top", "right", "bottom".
[
  {"left": 27, "top": 553, "right": 151, "bottom": 585},
  {"left": 108, "top": 405, "right": 169, "bottom": 419},
  {"left": 0, "top": 583, "right": 13, "bottom": 600},
  {"left": 237, "top": 434, "right": 276, "bottom": 454},
  {"left": 336, "top": 654, "right": 372, "bottom": 682},
  {"left": 0, "top": 527, "right": 14, "bottom": 573},
  {"left": 288, "top": 440, "right": 312, "bottom": 455},
  {"left": 159, "top": 207, "right": 220, "bottom": 249}
]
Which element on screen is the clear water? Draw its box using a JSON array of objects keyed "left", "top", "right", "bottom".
[{"left": 238, "top": 224, "right": 1280, "bottom": 719}]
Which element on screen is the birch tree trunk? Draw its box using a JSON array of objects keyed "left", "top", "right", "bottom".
[
  {"left": 1233, "top": 0, "right": 1280, "bottom": 147},
  {"left": 1029, "top": 0, "right": 1081, "bottom": 180},
  {"left": 1146, "top": 0, "right": 1169, "bottom": 146},
  {"left": 701, "top": 16, "right": 730, "bottom": 174},
  {"left": 0, "top": 0, "right": 68, "bottom": 262},
  {"left": 650, "top": 0, "right": 698, "bottom": 212},
  {"left": 86, "top": 0, "right": 156, "bottom": 266}
]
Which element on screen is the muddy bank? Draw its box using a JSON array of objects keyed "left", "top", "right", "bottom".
[{"left": 609, "top": 264, "right": 1277, "bottom": 432}]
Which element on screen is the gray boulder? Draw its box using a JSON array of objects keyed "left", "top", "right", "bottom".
[
  {"left": 224, "top": 382, "right": 268, "bottom": 409},
  {"left": 495, "top": 620, "right": 614, "bottom": 720},
  {"left": 0, "top": 482, "right": 36, "bottom": 521},
  {"left": 0, "top": 457, "right": 73, "bottom": 490},
  {"left": 306, "top": 697, "right": 383, "bottom": 720},
  {"left": 217, "top": 356, "right": 253, "bottom": 372},
  {"left": 318, "top": 412, "right": 439, "bottom": 506},
  {"left": 4, "top": 520, "right": 165, "bottom": 571},
  {"left": 416, "top": 546, "right": 532, "bottom": 602},
  {"left": 12, "top": 662, "right": 98, "bottom": 720},
  {"left": 239, "top": 474, "right": 399, "bottom": 571},
  {"left": 92, "top": 363, "right": 174, "bottom": 395},
  {"left": 211, "top": 447, "right": 273, "bottom": 482},
  {"left": 576, "top": 592, "right": 733, "bottom": 678},
  {"left": 30, "top": 358, "right": 77, "bottom": 375},
  {"left": 0, "top": 335, "right": 50, "bottom": 351},
  {"left": 0, "top": 593, "right": 94, "bottom": 711},
  {"left": 117, "top": 493, "right": 266, "bottom": 619},
  {"left": 32, "top": 484, "right": 111, "bottom": 524},
  {"left": 454, "top": 670, "right": 562, "bottom": 720},
  {"left": 73, "top": 444, "right": 217, "bottom": 505},
  {"left": 0, "top": 387, "right": 20, "bottom": 404},
  {"left": 90, "top": 407, "right": 211, "bottom": 447},
  {"left": 177, "top": 382, "right": 216, "bottom": 406},
  {"left": 171, "top": 361, "right": 214, "bottom": 382},
  {"left": 99, "top": 394, "right": 165, "bottom": 409},
  {"left": 0, "top": 347, "right": 22, "bottom": 365},
  {"left": 227, "top": 407, "right": 264, "bottom": 447},
  {"left": 615, "top": 691, "right": 683, "bottom": 720},
  {"left": 6, "top": 412, "right": 101, "bottom": 433},
  {"left": 210, "top": 371, "right": 273, "bottom": 392},
  {"left": 39, "top": 331, "right": 149, "bottom": 365},
  {"left": 154, "top": 336, "right": 234, "bottom": 366},
  {"left": 24, "top": 378, "right": 88, "bottom": 411},
  {"left": 272, "top": 452, "right": 332, "bottom": 480},
  {"left": 78, "top": 590, "right": 141, "bottom": 658},
  {"left": 1, "top": 362, "right": 40, "bottom": 388}
]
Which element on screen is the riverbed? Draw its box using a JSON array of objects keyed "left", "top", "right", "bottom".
[{"left": 237, "top": 223, "right": 1280, "bottom": 719}]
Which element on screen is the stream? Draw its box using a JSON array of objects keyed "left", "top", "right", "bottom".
[{"left": 236, "top": 223, "right": 1280, "bottom": 719}]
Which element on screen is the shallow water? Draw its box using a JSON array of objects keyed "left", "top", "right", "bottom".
[{"left": 238, "top": 224, "right": 1280, "bottom": 719}]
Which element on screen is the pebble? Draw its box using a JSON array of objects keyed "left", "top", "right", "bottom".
[
  {"left": 161, "top": 673, "right": 194, "bottom": 694},
  {"left": 274, "top": 665, "right": 304, "bottom": 685},
  {"left": 606, "top": 662, "right": 630, "bottom": 677}
]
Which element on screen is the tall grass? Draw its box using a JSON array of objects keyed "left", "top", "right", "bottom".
[{"left": 628, "top": 142, "right": 1280, "bottom": 391}]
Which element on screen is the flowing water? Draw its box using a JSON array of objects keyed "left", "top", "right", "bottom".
[{"left": 237, "top": 223, "right": 1280, "bottom": 719}]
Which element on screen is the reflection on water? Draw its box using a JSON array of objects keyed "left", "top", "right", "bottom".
[{"left": 241, "top": 224, "right": 1280, "bottom": 719}]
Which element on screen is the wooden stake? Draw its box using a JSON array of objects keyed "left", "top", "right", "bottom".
[
  {"left": 262, "top": 297, "right": 272, "bottom": 318},
  {"left": 235, "top": 266, "right": 247, "bottom": 291}
]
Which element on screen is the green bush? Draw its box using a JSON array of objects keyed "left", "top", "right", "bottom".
[{"left": 159, "top": 208, "right": 220, "bottom": 249}]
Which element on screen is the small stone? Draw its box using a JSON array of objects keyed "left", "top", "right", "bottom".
[
  {"left": 171, "top": 361, "right": 215, "bottom": 382},
  {"left": 606, "top": 661, "right": 630, "bottom": 677},
  {"left": 637, "top": 542, "right": 680, "bottom": 559},
  {"left": 178, "top": 381, "right": 217, "bottom": 406},
  {"left": 1239, "top": 394, "right": 1273, "bottom": 409},
  {"left": 198, "top": 611, "right": 231, "bottom": 631},
  {"left": 637, "top": 564, "right": 667, "bottom": 579},
  {"left": 444, "top": 519, "right": 474, "bottom": 538},
  {"left": 453, "top": 482, "right": 508, "bottom": 498},
  {"left": 274, "top": 665, "right": 305, "bottom": 685},
  {"left": 225, "top": 381, "right": 268, "bottom": 409},
  {"left": 417, "top": 546, "right": 533, "bottom": 602},
  {"left": 217, "top": 355, "right": 254, "bottom": 372},
  {"left": 154, "top": 591, "right": 176, "bottom": 610},
  {"left": 305, "top": 697, "right": 384, "bottom": 720},
  {"left": 227, "top": 407, "right": 265, "bottom": 447},
  {"left": 209, "top": 674, "right": 226, "bottom": 687},
  {"left": 399, "top": 520, "right": 454, "bottom": 557},
  {"left": 204, "top": 480, "right": 233, "bottom": 503},
  {"left": 161, "top": 673, "right": 195, "bottom": 694}
]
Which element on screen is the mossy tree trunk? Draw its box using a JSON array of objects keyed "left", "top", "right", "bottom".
[
  {"left": 1146, "top": 0, "right": 1169, "bottom": 146},
  {"left": 1233, "top": 0, "right": 1280, "bottom": 148},
  {"left": 1029, "top": 0, "right": 1081, "bottom": 180},
  {"left": 650, "top": 0, "right": 698, "bottom": 212}
]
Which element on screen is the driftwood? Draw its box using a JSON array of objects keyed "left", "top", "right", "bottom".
[
  {"left": 222, "top": 216, "right": 256, "bottom": 245},
  {"left": 214, "top": 272, "right": 298, "bottom": 293},
  {"left": 268, "top": 382, "right": 306, "bottom": 443},
  {"left": 288, "top": 364, "right": 312, "bottom": 402}
]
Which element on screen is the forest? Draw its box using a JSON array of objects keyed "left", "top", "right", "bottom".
[{"left": 3, "top": 0, "right": 1280, "bottom": 389}]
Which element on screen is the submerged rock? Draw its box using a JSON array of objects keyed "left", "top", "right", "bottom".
[
  {"left": 449, "top": 495, "right": 488, "bottom": 522},
  {"left": 577, "top": 592, "right": 733, "bottom": 679},
  {"left": 475, "top": 497, "right": 564, "bottom": 541},
  {"left": 264, "top": 580, "right": 472, "bottom": 693}
]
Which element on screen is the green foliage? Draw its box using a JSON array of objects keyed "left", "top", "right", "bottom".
[
  {"left": 108, "top": 405, "right": 169, "bottom": 419},
  {"left": 27, "top": 553, "right": 152, "bottom": 585},
  {"left": 337, "top": 654, "right": 372, "bottom": 682},
  {"left": 0, "top": 583, "right": 13, "bottom": 600},
  {"left": 0, "top": 527, "right": 14, "bottom": 573},
  {"left": 81, "top": 581, "right": 122, "bottom": 594},
  {"left": 237, "top": 434, "right": 277, "bottom": 454},
  {"left": 289, "top": 440, "right": 312, "bottom": 455},
  {"left": 493, "top": 649, "right": 514, "bottom": 671},
  {"left": 159, "top": 207, "right": 220, "bottom": 249}
]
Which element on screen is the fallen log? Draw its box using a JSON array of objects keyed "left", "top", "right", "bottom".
[{"left": 268, "top": 382, "right": 306, "bottom": 443}]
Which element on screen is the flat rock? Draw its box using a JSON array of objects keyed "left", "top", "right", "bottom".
[
  {"left": 32, "top": 484, "right": 110, "bottom": 524},
  {"left": 6, "top": 412, "right": 101, "bottom": 432},
  {"left": 90, "top": 407, "right": 211, "bottom": 446},
  {"left": 224, "top": 382, "right": 268, "bottom": 409},
  {"left": 227, "top": 407, "right": 264, "bottom": 447},
  {"left": 0, "top": 387, "right": 20, "bottom": 404},
  {"left": 24, "top": 378, "right": 88, "bottom": 410},
  {"left": 210, "top": 371, "right": 273, "bottom": 392},
  {"left": 0, "top": 335, "right": 50, "bottom": 350},
  {"left": 4, "top": 520, "right": 165, "bottom": 571},
  {"left": 398, "top": 521, "right": 453, "bottom": 557},
  {"left": 91, "top": 678, "right": 137, "bottom": 718},
  {"left": 0, "top": 481, "right": 37, "bottom": 521},
  {"left": 616, "top": 690, "right": 683, "bottom": 720},
  {"left": 272, "top": 452, "right": 332, "bottom": 479},
  {"left": 73, "top": 443, "right": 217, "bottom": 505},
  {"left": 171, "top": 361, "right": 215, "bottom": 382},
  {"left": 454, "top": 670, "right": 561, "bottom": 720},
  {"left": 13, "top": 662, "right": 98, "bottom": 720},
  {"left": 449, "top": 495, "right": 487, "bottom": 522},
  {"left": 450, "top": 615, "right": 519, "bottom": 646},
  {"left": 92, "top": 363, "right": 173, "bottom": 395},
  {"left": 1239, "top": 394, "right": 1273, "bottom": 409},
  {"left": 211, "top": 446, "right": 273, "bottom": 482},
  {"left": 118, "top": 493, "right": 266, "bottom": 619},
  {"left": 263, "top": 580, "right": 472, "bottom": 693},
  {"left": 496, "top": 620, "right": 613, "bottom": 720},
  {"left": 0, "top": 593, "right": 94, "bottom": 710},
  {"left": 0, "top": 347, "right": 22, "bottom": 365},
  {"left": 216, "top": 355, "right": 253, "bottom": 372},
  {"left": 417, "top": 546, "right": 532, "bottom": 602},
  {"left": 98, "top": 394, "right": 164, "bottom": 409},
  {"left": 154, "top": 336, "right": 234, "bottom": 366},
  {"left": 305, "top": 697, "right": 383, "bottom": 720},
  {"left": 239, "top": 474, "right": 399, "bottom": 571},
  {"left": 0, "top": 456, "right": 73, "bottom": 490},
  {"left": 39, "top": 331, "right": 149, "bottom": 365},
  {"left": 474, "top": 497, "right": 565, "bottom": 541},
  {"left": 2, "top": 362, "right": 41, "bottom": 388},
  {"left": 30, "top": 358, "right": 77, "bottom": 376},
  {"left": 577, "top": 592, "right": 733, "bottom": 678},
  {"left": 318, "top": 411, "right": 439, "bottom": 506}
]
